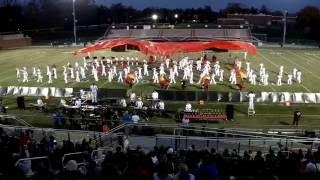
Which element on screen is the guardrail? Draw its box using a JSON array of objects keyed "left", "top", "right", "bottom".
[
  {"left": 0, "top": 114, "right": 33, "bottom": 127},
  {"left": 108, "top": 123, "right": 317, "bottom": 140},
  {"left": 155, "top": 134, "right": 319, "bottom": 153},
  {"left": 62, "top": 152, "right": 87, "bottom": 168},
  {"left": 14, "top": 156, "right": 50, "bottom": 178},
  {"left": 0, "top": 124, "right": 108, "bottom": 146}
]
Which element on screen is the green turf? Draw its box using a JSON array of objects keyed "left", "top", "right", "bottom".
[
  {"left": 1, "top": 47, "right": 320, "bottom": 93},
  {"left": 2, "top": 96, "right": 320, "bottom": 130},
  {"left": 1, "top": 47, "right": 320, "bottom": 130}
]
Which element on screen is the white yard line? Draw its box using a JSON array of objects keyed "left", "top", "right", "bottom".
[
  {"left": 258, "top": 52, "right": 279, "bottom": 68},
  {"left": 259, "top": 51, "right": 312, "bottom": 92},
  {"left": 255, "top": 52, "right": 278, "bottom": 92},
  {"left": 270, "top": 85, "right": 276, "bottom": 92},
  {"left": 286, "top": 50, "right": 318, "bottom": 65},
  {"left": 300, "top": 84, "right": 312, "bottom": 93},
  {"left": 278, "top": 53, "right": 320, "bottom": 80}
]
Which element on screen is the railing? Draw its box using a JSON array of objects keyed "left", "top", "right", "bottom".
[
  {"left": 155, "top": 134, "right": 318, "bottom": 153},
  {"left": 62, "top": 152, "right": 87, "bottom": 168},
  {"left": 105, "top": 123, "right": 320, "bottom": 153},
  {"left": 0, "top": 114, "right": 33, "bottom": 127},
  {"left": 15, "top": 156, "right": 50, "bottom": 178},
  {"left": 108, "top": 123, "right": 317, "bottom": 140},
  {"left": 0, "top": 124, "right": 108, "bottom": 146},
  {"left": 91, "top": 147, "right": 114, "bottom": 164}
]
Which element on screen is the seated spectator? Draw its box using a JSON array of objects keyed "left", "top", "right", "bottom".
[
  {"left": 196, "top": 155, "right": 219, "bottom": 180},
  {"left": 122, "top": 111, "right": 132, "bottom": 123},
  {"left": 153, "top": 162, "right": 173, "bottom": 180},
  {"left": 63, "top": 160, "right": 81, "bottom": 179},
  {"left": 135, "top": 98, "right": 143, "bottom": 109},
  {"left": 17, "top": 148, "right": 33, "bottom": 177},
  {"left": 173, "top": 163, "right": 195, "bottom": 180},
  {"left": 132, "top": 113, "right": 140, "bottom": 124},
  {"left": 120, "top": 98, "right": 127, "bottom": 108}
]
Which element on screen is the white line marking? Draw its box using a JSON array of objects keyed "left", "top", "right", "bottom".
[
  {"left": 300, "top": 84, "right": 312, "bottom": 93},
  {"left": 277, "top": 53, "right": 320, "bottom": 80},
  {"left": 286, "top": 51, "right": 318, "bottom": 65},
  {"left": 258, "top": 52, "right": 278, "bottom": 68},
  {"left": 259, "top": 51, "right": 312, "bottom": 92}
]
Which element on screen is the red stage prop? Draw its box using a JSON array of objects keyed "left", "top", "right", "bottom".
[{"left": 74, "top": 38, "right": 257, "bottom": 56}]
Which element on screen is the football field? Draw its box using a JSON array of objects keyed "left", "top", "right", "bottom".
[
  {"left": 1, "top": 46, "right": 320, "bottom": 129},
  {"left": 0, "top": 47, "right": 320, "bottom": 93}
]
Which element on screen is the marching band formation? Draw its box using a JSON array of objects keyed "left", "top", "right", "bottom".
[{"left": 15, "top": 53, "right": 303, "bottom": 90}]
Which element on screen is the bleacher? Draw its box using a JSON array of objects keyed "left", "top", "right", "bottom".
[
  {"left": 2, "top": 123, "right": 320, "bottom": 180},
  {"left": 104, "top": 28, "right": 252, "bottom": 41}
]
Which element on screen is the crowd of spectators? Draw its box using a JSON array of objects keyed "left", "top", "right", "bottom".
[
  {"left": 0, "top": 127, "right": 100, "bottom": 180},
  {"left": 1, "top": 126, "right": 320, "bottom": 180}
]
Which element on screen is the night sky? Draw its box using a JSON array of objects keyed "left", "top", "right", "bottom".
[{"left": 96, "top": 0, "right": 320, "bottom": 13}]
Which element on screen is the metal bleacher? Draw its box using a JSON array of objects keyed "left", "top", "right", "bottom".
[{"left": 103, "top": 27, "right": 253, "bottom": 42}]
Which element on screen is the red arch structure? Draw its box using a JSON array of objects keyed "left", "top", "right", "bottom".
[{"left": 73, "top": 38, "right": 257, "bottom": 56}]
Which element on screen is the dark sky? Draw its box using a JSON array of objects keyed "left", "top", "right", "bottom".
[{"left": 96, "top": 0, "right": 320, "bottom": 13}]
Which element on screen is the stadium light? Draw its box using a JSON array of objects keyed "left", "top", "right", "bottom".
[
  {"left": 152, "top": 14, "right": 158, "bottom": 27},
  {"left": 174, "top": 14, "right": 178, "bottom": 24},
  {"left": 282, "top": 10, "right": 288, "bottom": 47},
  {"left": 152, "top": 14, "right": 158, "bottom": 21},
  {"left": 72, "top": 0, "right": 77, "bottom": 45}
]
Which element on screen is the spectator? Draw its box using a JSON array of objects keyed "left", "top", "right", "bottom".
[
  {"left": 123, "top": 111, "right": 132, "bottom": 123},
  {"left": 196, "top": 155, "right": 218, "bottom": 180},
  {"left": 153, "top": 162, "right": 173, "bottom": 180},
  {"left": 173, "top": 163, "right": 195, "bottom": 180},
  {"left": 63, "top": 160, "right": 81, "bottom": 180},
  {"left": 17, "top": 148, "right": 32, "bottom": 177},
  {"left": 52, "top": 111, "right": 63, "bottom": 128},
  {"left": 132, "top": 112, "right": 140, "bottom": 124}
]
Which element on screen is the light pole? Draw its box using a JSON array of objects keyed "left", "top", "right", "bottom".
[
  {"left": 72, "top": 0, "right": 77, "bottom": 45},
  {"left": 152, "top": 14, "right": 158, "bottom": 26},
  {"left": 174, "top": 14, "right": 178, "bottom": 24},
  {"left": 282, "top": 10, "right": 288, "bottom": 47}
]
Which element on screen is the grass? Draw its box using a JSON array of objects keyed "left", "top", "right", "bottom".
[
  {"left": 0, "top": 46, "right": 320, "bottom": 130},
  {"left": 1, "top": 47, "right": 320, "bottom": 93}
]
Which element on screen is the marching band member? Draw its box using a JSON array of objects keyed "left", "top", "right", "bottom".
[
  {"left": 143, "top": 62, "right": 149, "bottom": 76},
  {"left": 297, "top": 71, "right": 302, "bottom": 84},
  {"left": 277, "top": 74, "right": 282, "bottom": 86},
  {"left": 287, "top": 74, "right": 293, "bottom": 85},
  {"left": 22, "top": 67, "right": 29, "bottom": 82},
  {"left": 90, "top": 83, "right": 98, "bottom": 104},
  {"left": 118, "top": 71, "right": 123, "bottom": 82}
]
